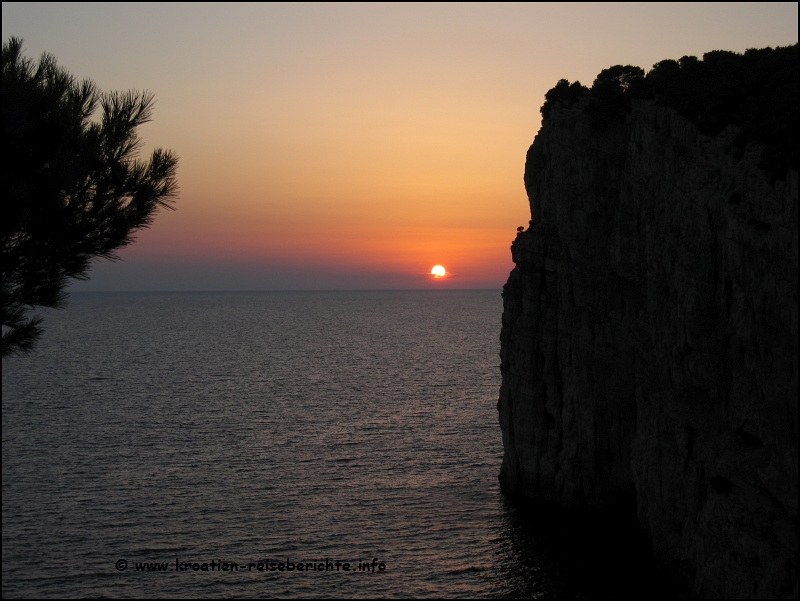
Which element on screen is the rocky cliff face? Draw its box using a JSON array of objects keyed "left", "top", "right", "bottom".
[{"left": 498, "top": 99, "right": 797, "bottom": 598}]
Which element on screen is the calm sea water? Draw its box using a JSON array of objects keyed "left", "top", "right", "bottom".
[{"left": 3, "top": 291, "right": 671, "bottom": 598}]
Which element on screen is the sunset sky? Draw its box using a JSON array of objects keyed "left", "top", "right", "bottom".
[{"left": 3, "top": 3, "right": 797, "bottom": 290}]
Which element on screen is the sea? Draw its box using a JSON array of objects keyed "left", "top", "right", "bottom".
[{"left": 2, "top": 291, "right": 674, "bottom": 598}]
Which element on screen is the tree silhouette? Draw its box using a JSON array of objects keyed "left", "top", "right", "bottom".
[
  {"left": 585, "top": 65, "right": 645, "bottom": 129},
  {"left": 540, "top": 45, "right": 797, "bottom": 180},
  {"left": 2, "top": 38, "right": 179, "bottom": 356},
  {"left": 540, "top": 79, "right": 587, "bottom": 120}
]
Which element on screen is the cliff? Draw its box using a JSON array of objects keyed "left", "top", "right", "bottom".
[{"left": 498, "top": 52, "right": 798, "bottom": 597}]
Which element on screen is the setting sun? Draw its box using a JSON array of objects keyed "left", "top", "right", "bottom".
[{"left": 431, "top": 265, "right": 446, "bottom": 278}]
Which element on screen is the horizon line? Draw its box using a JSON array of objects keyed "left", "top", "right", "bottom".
[{"left": 68, "top": 288, "right": 502, "bottom": 293}]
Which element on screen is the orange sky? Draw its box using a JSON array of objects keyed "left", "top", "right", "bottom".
[{"left": 3, "top": 3, "right": 797, "bottom": 289}]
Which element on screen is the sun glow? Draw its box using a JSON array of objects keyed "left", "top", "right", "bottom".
[{"left": 431, "top": 265, "right": 446, "bottom": 278}]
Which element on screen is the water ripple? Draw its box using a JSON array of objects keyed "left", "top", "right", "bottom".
[{"left": 3, "top": 291, "right": 678, "bottom": 598}]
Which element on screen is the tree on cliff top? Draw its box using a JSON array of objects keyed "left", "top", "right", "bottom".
[
  {"left": 540, "top": 45, "right": 797, "bottom": 180},
  {"left": 2, "top": 38, "right": 179, "bottom": 357},
  {"left": 540, "top": 79, "right": 587, "bottom": 120}
]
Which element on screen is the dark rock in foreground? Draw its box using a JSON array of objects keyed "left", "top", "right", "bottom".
[{"left": 498, "top": 51, "right": 797, "bottom": 598}]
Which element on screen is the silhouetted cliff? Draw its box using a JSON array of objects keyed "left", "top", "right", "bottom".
[{"left": 499, "top": 47, "right": 797, "bottom": 598}]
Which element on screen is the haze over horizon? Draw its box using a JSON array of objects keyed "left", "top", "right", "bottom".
[{"left": 3, "top": 2, "right": 797, "bottom": 291}]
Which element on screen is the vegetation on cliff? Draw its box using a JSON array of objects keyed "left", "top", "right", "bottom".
[{"left": 540, "top": 45, "right": 797, "bottom": 181}]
